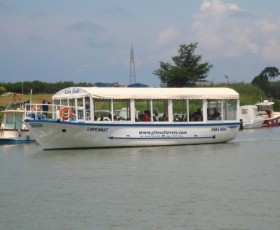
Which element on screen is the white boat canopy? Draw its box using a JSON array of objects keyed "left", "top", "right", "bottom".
[{"left": 52, "top": 87, "right": 239, "bottom": 100}]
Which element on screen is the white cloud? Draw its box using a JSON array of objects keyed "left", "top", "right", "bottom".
[
  {"left": 200, "top": 0, "right": 239, "bottom": 13},
  {"left": 200, "top": 0, "right": 210, "bottom": 11},
  {"left": 155, "top": 26, "right": 178, "bottom": 47},
  {"left": 226, "top": 3, "right": 239, "bottom": 11},
  {"left": 257, "top": 19, "right": 280, "bottom": 33},
  {"left": 191, "top": 0, "right": 280, "bottom": 61},
  {"left": 262, "top": 39, "right": 280, "bottom": 60}
]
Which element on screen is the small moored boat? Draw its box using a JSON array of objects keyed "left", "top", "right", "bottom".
[
  {"left": 240, "top": 105, "right": 264, "bottom": 129},
  {"left": 256, "top": 100, "right": 280, "bottom": 127},
  {"left": 1, "top": 109, "right": 33, "bottom": 144},
  {"left": 23, "top": 87, "right": 241, "bottom": 150},
  {"left": 0, "top": 92, "right": 33, "bottom": 144}
]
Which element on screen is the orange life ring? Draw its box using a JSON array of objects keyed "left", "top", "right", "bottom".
[{"left": 60, "top": 107, "right": 72, "bottom": 120}]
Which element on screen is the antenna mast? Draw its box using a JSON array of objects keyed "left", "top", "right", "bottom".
[{"left": 129, "top": 44, "right": 136, "bottom": 84}]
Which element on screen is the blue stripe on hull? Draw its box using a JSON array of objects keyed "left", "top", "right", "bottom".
[
  {"left": 0, "top": 139, "right": 35, "bottom": 145},
  {"left": 108, "top": 135, "right": 216, "bottom": 140}
]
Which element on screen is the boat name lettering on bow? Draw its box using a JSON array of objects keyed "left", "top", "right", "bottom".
[
  {"left": 87, "top": 127, "right": 108, "bottom": 132},
  {"left": 65, "top": 88, "right": 80, "bottom": 94},
  {"left": 211, "top": 127, "right": 227, "bottom": 132}
]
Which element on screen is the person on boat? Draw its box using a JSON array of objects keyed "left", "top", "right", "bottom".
[
  {"left": 209, "top": 108, "right": 221, "bottom": 120},
  {"left": 42, "top": 97, "right": 51, "bottom": 118},
  {"left": 161, "top": 113, "right": 168, "bottom": 121},
  {"left": 29, "top": 105, "right": 38, "bottom": 119},
  {"left": 24, "top": 100, "right": 31, "bottom": 111},
  {"left": 173, "top": 114, "right": 180, "bottom": 121},
  {"left": 153, "top": 110, "right": 159, "bottom": 121},
  {"left": 143, "top": 110, "right": 150, "bottom": 121},
  {"left": 191, "top": 108, "right": 202, "bottom": 121},
  {"left": 31, "top": 106, "right": 37, "bottom": 111},
  {"left": 207, "top": 108, "right": 212, "bottom": 120}
]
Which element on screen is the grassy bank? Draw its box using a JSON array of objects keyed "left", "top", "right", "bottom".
[
  {"left": 0, "top": 94, "right": 52, "bottom": 107},
  {"left": 1, "top": 83, "right": 279, "bottom": 111}
]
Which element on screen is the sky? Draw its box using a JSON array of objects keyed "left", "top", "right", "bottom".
[{"left": 1, "top": 0, "right": 280, "bottom": 87}]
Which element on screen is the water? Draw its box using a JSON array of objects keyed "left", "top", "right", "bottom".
[{"left": 1, "top": 128, "right": 280, "bottom": 230}]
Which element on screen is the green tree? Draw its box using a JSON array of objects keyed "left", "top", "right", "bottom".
[
  {"left": 252, "top": 67, "right": 280, "bottom": 95},
  {"left": 0, "top": 86, "right": 6, "bottom": 95},
  {"left": 269, "top": 81, "right": 280, "bottom": 99},
  {"left": 262, "top": 66, "right": 280, "bottom": 80},
  {"left": 154, "top": 43, "right": 213, "bottom": 87}
]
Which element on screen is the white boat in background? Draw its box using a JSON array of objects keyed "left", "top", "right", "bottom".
[
  {"left": 0, "top": 92, "right": 34, "bottom": 144},
  {"left": 23, "top": 87, "right": 241, "bottom": 150},
  {"left": 240, "top": 105, "right": 264, "bottom": 129},
  {"left": 0, "top": 108, "right": 33, "bottom": 144},
  {"left": 256, "top": 100, "right": 280, "bottom": 127}
]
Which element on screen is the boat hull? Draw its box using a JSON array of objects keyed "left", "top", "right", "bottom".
[
  {"left": 0, "top": 129, "right": 33, "bottom": 144},
  {"left": 24, "top": 120, "right": 240, "bottom": 150},
  {"left": 262, "top": 116, "right": 280, "bottom": 127},
  {"left": 242, "top": 118, "right": 264, "bottom": 129},
  {"left": 240, "top": 105, "right": 264, "bottom": 129}
]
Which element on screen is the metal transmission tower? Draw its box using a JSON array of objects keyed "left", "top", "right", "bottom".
[{"left": 129, "top": 44, "right": 136, "bottom": 84}]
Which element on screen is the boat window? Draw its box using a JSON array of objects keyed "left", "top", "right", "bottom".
[
  {"left": 15, "top": 113, "right": 23, "bottom": 129},
  {"left": 152, "top": 100, "right": 168, "bottom": 121},
  {"left": 76, "top": 98, "right": 84, "bottom": 120},
  {"left": 4, "top": 112, "right": 23, "bottom": 129},
  {"left": 207, "top": 100, "right": 222, "bottom": 121},
  {"left": 61, "top": 99, "right": 69, "bottom": 107},
  {"left": 113, "top": 100, "right": 131, "bottom": 121},
  {"left": 241, "top": 108, "right": 248, "bottom": 115},
  {"left": 223, "top": 100, "right": 238, "bottom": 120},
  {"left": 207, "top": 99, "right": 237, "bottom": 121},
  {"left": 135, "top": 100, "right": 151, "bottom": 122},
  {"left": 173, "top": 100, "right": 188, "bottom": 122},
  {"left": 94, "top": 99, "right": 111, "bottom": 121},
  {"left": 5, "top": 113, "right": 15, "bottom": 129},
  {"left": 84, "top": 97, "right": 91, "bottom": 121},
  {"left": 189, "top": 99, "right": 203, "bottom": 122}
]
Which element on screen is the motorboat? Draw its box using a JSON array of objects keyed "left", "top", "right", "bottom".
[
  {"left": 256, "top": 100, "right": 280, "bottom": 127},
  {"left": 1, "top": 108, "right": 33, "bottom": 144},
  {"left": 240, "top": 105, "right": 264, "bottom": 129},
  {"left": 0, "top": 92, "right": 33, "bottom": 144}
]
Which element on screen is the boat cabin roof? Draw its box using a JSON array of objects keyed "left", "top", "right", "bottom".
[
  {"left": 52, "top": 87, "right": 239, "bottom": 100},
  {"left": 255, "top": 100, "right": 274, "bottom": 106}
]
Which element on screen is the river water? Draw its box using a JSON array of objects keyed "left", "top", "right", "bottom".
[{"left": 1, "top": 128, "right": 280, "bottom": 230}]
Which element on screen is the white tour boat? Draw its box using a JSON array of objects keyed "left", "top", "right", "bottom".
[
  {"left": 23, "top": 87, "right": 241, "bottom": 150},
  {"left": 239, "top": 105, "right": 264, "bottom": 129}
]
